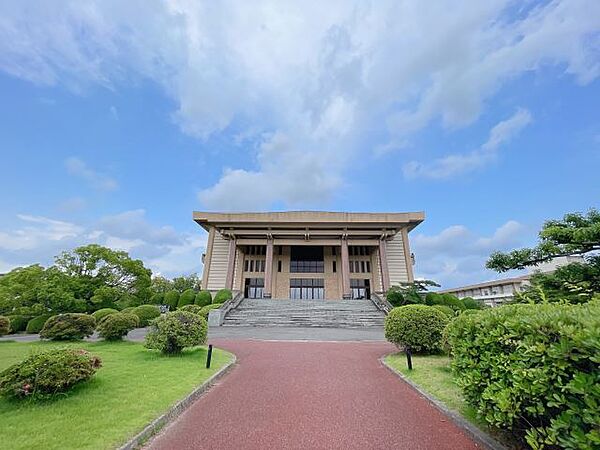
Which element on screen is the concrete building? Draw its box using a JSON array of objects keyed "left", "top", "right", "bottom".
[
  {"left": 195, "top": 211, "right": 424, "bottom": 300},
  {"left": 438, "top": 255, "right": 585, "bottom": 307}
]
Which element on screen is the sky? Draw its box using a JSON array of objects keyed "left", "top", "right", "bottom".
[{"left": 0, "top": 0, "right": 599, "bottom": 288}]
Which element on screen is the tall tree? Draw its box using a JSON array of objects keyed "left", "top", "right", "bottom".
[{"left": 486, "top": 209, "right": 600, "bottom": 272}]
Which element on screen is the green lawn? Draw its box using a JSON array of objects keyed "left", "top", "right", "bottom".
[
  {"left": 384, "top": 353, "right": 480, "bottom": 423},
  {"left": 0, "top": 340, "right": 233, "bottom": 450}
]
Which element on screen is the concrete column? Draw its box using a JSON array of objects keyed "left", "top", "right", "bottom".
[
  {"left": 379, "top": 239, "right": 390, "bottom": 293},
  {"left": 263, "top": 238, "right": 274, "bottom": 298},
  {"left": 341, "top": 237, "right": 351, "bottom": 299},
  {"left": 225, "top": 238, "right": 237, "bottom": 290}
]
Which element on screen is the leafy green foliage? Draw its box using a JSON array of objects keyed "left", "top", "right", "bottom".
[
  {"left": 7, "top": 315, "right": 30, "bottom": 333},
  {"left": 179, "top": 304, "right": 204, "bottom": 315},
  {"left": 431, "top": 304, "right": 454, "bottom": 317},
  {"left": 194, "top": 290, "right": 212, "bottom": 307},
  {"left": 386, "top": 280, "right": 440, "bottom": 307},
  {"left": 446, "top": 302, "right": 600, "bottom": 449},
  {"left": 144, "top": 311, "right": 208, "bottom": 355},
  {"left": 40, "top": 314, "right": 96, "bottom": 340},
  {"left": 25, "top": 315, "right": 52, "bottom": 334},
  {"left": 96, "top": 313, "right": 138, "bottom": 340},
  {"left": 425, "top": 292, "right": 467, "bottom": 312},
  {"left": 0, "top": 316, "right": 9, "bottom": 336},
  {"left": 384, "top": 305, "right": 449, "bottom": 354},
  {"left": 132, "top": 305, "right": 160, "bottom": 327},
  {"left": 171, "top": 274, "right": 201, "bottom": 293},
  {"left": 177, "top": 289, "right": 196, "bottom": 308},
  {"left": 213, "top": 289, "right": 232, "bottom": 304},
  {"left": 91, "top": 308, "right": 119, "bottom": 322},
  {"left": 149, "top": 292, "right": 164, "bottom": 305},
  {"left": 461, "top": 297, "right": 481, "bottom": 309},
  {"left": 487, "top": 209, "right": 600, "bottom": 272},
  {"left": 164, "top": 290, "right": 180, "bottom": 311},
  {"left": 199, "top": 303, "right": 222, "bottom": 319},
  {"left": 0, "top": 348, "right": 101, "bottom": 400}
]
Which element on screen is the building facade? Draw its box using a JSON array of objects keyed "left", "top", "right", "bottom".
[{"left": 195, "top": 211, "right": 424, "bottom": 300}]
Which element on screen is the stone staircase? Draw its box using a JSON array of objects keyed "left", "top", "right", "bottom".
[{"left": 222, "top": 298, "right": 386, "bottom": 328}]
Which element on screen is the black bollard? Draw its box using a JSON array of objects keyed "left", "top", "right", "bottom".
[
  {"left": 206, "top": 344, "right": 213, "bottom": 369},
  {"left": 406, "top": 347, "right": 413, "bottom": 370}
]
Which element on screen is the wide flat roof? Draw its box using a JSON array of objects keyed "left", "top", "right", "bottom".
[
  {"left": 437, "top": 274, "right": 530, "bottom": 293},
  {"left": 193, "top": 211, "right": 425, "bottom": 232}
]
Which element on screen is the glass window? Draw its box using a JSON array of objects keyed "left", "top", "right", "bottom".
[
  {"left": 366, "top": 261, "right": 371, "bottom": 273},
  {"left": 333, "top": 261, "right": 336, "bottom": 273},
  {"left": 278, "top": 260, "right": 282, "bottom": 272},
  {"left": 250, "top": 260, "right": 254, "bottom": 272}
]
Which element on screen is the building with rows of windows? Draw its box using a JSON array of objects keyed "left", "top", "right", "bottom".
[{"left": 195, "top": 211, "right": 424, "bottom": 300}]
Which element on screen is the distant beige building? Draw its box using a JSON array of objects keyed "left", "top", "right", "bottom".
[{"left": 194, "top": 211, "right": 424, "bottom": 300}]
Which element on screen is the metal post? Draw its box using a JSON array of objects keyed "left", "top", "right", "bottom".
[
  {"left": 206, "top": 344, "right": 213, "bottom": 369},
  {"left": 406, "top": 347, "right": 413, "bottom": 370}
]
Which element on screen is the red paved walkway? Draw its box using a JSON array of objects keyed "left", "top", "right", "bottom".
[{"left": 148, "top": 340, "right": 480, "bottom": 450}]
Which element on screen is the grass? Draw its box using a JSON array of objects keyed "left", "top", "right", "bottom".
[
  {"left": 385, "top": 353, "right": 481, "bottom": 424},
  {"left": 0, "top": 340, "right": 233, "bottom": 450}
]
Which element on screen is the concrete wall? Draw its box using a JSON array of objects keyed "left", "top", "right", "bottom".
[
  {"left": 386, "top": 233, "right": 409, "bottom": 286},
  {"left": 205, "top": 231, "right": 230, "bottom": 291}
]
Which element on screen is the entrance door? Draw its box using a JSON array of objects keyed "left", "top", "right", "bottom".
[
  {"left": 244, "top": 278, "right": 264, "bottom": 298},
  {"left": 350, "top": 279, "right": 370, "bottom": 299}
]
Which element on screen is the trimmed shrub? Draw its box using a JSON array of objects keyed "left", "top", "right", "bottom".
[
  {"left": 132, "top": 305, "right": 160, "bottom": 327},
  {"left": 0, "top": 316, "right": 9, "bottom": 336},
  {"left": 194, "top": 290, "right": 212, "bottom": 307},
  {"left": 199, "top": 303, "right": 222, "bottom": 319},
  {"left": 164, "top": 290, "right": 180, "bottom": 311},
  {"left": 431, "top": 304, "right": 454, "bottom": 318},
  {"left": 97, "top": 313, "right": 138, "bottom": 340},
  {"left": 7, "top": 315, "right": 29, "bottom": 333},
  {"left": 179, "top": 304, "right": 204, "bottom": 315},
  {"left": 40, "top": 314, "right": 96, "bottom": 341},
  {"left": 91, "top": 308, "right": 119, "bottom": 322},
  {"left": 213, "top": 289, "right": 232, "bottom": 304},
  {"left": 120, "top": 306, "right": 136, "bottom": 314},
  {"left": 446, "top": 303, "right": 600, "bottom": 449},
  {"left": 144, "top": 311, "right": 208, "bottom": 355},
  {"left": 149, "top": 293, "right": 164, "bottom": 305},
  {"left": 178, "top": 289, "right": 196, "bottom": 308},
  {"left": 461, "top": 297, "right": 481, "bottom": 310},
  {"left": 25, "top": 315, "right": 52, "bottom": 334},
  {"left": 384, "top": 305, "right": 449, "bottom": 354},
  {"left": 0, "top": 348, "right": 102, "bottom": 400}
]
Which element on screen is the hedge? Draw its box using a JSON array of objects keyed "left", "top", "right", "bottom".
[
  {"left": 25, "top": 315, "right": 53, "bottom": 334},
  {"left": 178, "top": 289, "right": 196, "bottom": 308},
  {"left": 164, "top": 290, "right": 180, "bottom": 311},
  {"left": 194, "top": 290, "right": 212, "bottom": 307},
  {"left": 446, "top": 302, "right": 600, "bottom": 449},
  {"left": 97, "top": 313, "right": 138, "bottom": 340},
  {"left": 149, "top": 292, "right": 164, "bottom": 305},
  {"left": 144, "top": 311, "right": 208, "bottom": 354},
  {"left": 213, "top": 289, "right": 232, "bottom": 304},
  {"left": 199, "top": 303, "right": 222, "bottom": 319},
  {"left": 179, "top": 304, "right": 204, "bottom": 315},
  {"left": 431, "top": 304, "right": 454, "bottom": 318},
  {"left": 91, "top": 308, "right": 119, "bottom": 322},
  {"left": 7, "top": 315, "right": 30, "bottom": 333},
  {"left": 132, "top": 305, "right": 160, "bottom": 327},
  {"left": 40, "top": 314, "right": 96, "bottom": 341},
  {"left": 384, "top": 305, "right": 449, "bottom": 354},
  {"left": 0, "top": 316, "right": 9, "bottom": 336}
]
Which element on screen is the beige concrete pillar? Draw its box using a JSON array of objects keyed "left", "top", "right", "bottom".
[
  {"left": 379, "top": 239, "right": 390, "bottom": 293},
  {"left": 263, "top": 238, "right": 274, "bottom": 298},
  {"left": 341, "top": 238, "right": 351, "bottom": 299},
  {"left": 225, "top": 238, "right": 237, "bottom": 290}
]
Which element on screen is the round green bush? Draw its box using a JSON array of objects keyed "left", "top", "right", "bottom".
[
  {"left": 178, "top": 289, "right": 196, "bottom": 308},
  {"left": 461, "top": 297, "right": 481, "bottom": 310},
  {"left": 7, "top": 315, "right": 30, "bottom": 333},
  {"left": 40, "top": 314, "right": 96, "bottom": 341},
  {"left": 199, "top": 303, "right": 222, "bottom": 319},
  {"left": 0, "top": 348, "right": 102, "bottom": 400},
  {"left": 213, "top": 289, "right": 232, "bottom": 304},
  {"left": 132, "top": 305, "right": 160, "bottom": 327},
  {"left": 384, "top": 305, "right": 449, "bottom": 354},
  {"left": 144, "top": 311, "right": 208, "bottom": 355},
  {"left": 194, "top": 290, "right": 212, "bottom": 307},
  {"left": 0, "top": 316, "right": 9, "bottom": 336},
  {"left": 164, "top": 290, "right": 180, "bottom": 311},
  {"left": 25, "top": 315, "right": 53, "bottom": 334},
  {"left": 431, "top": 304, "right": 454, "bottom": 318},
  {"left": 446, "top": 303, "right": 600, "bottom": 449},
  {"left": 91, "top": 308, "right": 119, "bottom": 322},
  {"left": 149, "top": 293, "right": 164, "bottom": 305},
  {"left": 120, "top": 306, "right": 136, "bottom": 314},
  {"left": 179, "top": 304, "right": 204, "bottom": 315},
  {"left": 97, "top": 313, "right": 138, "bottom": 341}
]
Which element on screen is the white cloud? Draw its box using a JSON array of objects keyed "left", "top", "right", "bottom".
[
  {"left": 0, "top": 211, "right": 205, "bottom": 278},
  {"left": 412, "top": 220, "right": 529, "bottom": 288},
  {"left": 65, "top": 157, "right": 118, "bottom": 191},
  {"left": 0, "top": 1, "right": 598, "bottom": 207},
  {"left": 403, "top": 109, "right": 532, "bottom": 179}
]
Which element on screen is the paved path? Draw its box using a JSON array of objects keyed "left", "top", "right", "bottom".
[{"left": 148, "top": 340, "right": 479, "bottom": 450}]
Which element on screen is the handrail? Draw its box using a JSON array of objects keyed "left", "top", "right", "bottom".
[
  {"left": 220, "top": 290, "right": 244, "bottom": 315},
  {"left": 370, "top": 292, "right": 393, "bottom": 314}
]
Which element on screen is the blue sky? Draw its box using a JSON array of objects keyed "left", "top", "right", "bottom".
[{"left": 0, "top": 1, "right": 598, "bottom": 287}]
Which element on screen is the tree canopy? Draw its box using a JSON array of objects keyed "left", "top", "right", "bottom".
[{"left": 486, "top": 209, "right": 600, "bottom": 272}]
